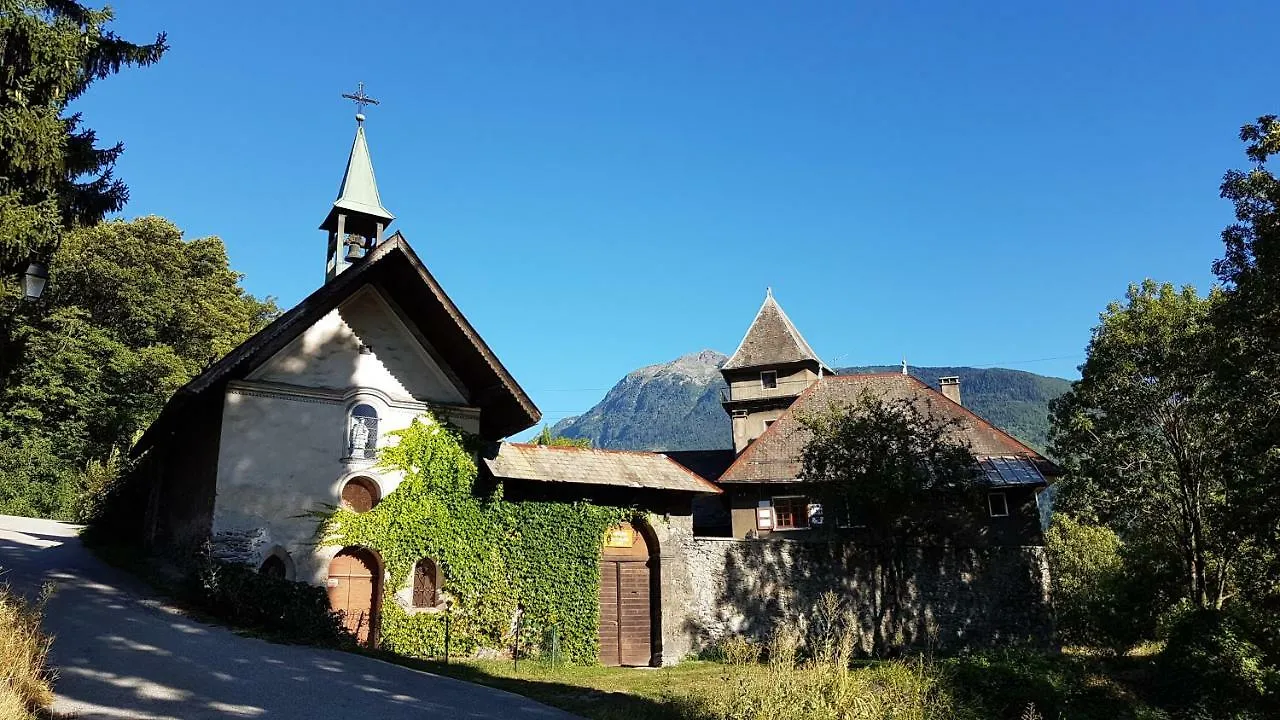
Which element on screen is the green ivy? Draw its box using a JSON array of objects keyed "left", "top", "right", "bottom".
[{"left": 318, "top": 415, "right": 633, "bottom": 664}]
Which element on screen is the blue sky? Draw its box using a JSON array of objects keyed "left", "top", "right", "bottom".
[{"left": 79, "top": 1, "right": 1278, "bottom": 434}]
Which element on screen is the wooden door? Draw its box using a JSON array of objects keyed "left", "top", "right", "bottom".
[
  {"left": 599, "top": 523, "right": 653, "bottom": 666},
  {"left": 327, "top": 547, "right": 379, "bottom": 645}
]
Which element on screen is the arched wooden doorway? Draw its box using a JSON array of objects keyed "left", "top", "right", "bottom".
[
  {"left": 327, "top": 547, "right": 381, "bottom": 646},
  {"left": 599, "top": 521, "right": 658, "bottom": 666}
]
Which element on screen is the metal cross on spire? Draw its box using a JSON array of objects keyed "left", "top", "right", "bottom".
[{"left": 342, "top": 82, "right": 380, "bottom": 121}]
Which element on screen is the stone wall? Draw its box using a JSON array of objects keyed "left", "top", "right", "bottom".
[{"left": 678, "top": 537, "right": 1053, "bottom": 656}]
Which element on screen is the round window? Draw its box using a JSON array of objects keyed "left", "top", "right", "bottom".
[{"left": 340, "top": 477, "right": 379, "bottom": 513}]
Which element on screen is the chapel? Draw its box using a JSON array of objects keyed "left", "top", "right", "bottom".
[{"left": 125, "top": 106, "right": 718, "bottom": 662}]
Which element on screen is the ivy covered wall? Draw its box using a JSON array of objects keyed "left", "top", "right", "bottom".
[{"left": 318, "top": 416, "right": 634, "bottom": 663}]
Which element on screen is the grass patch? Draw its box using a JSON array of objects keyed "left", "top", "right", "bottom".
[
  {"left": 374, "top": 651, "right": 1165, "bottom": 720},
  {"left": 0, "top": 582, "right": 54, "bottom": 720}
]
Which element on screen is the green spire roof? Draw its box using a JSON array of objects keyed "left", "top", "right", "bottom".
[{"left": 320, "top": 118, "right": 395, "bottom": 231}]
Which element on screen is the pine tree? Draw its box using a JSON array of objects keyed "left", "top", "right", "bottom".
[{"left": 0, "top": 0, "right": 166, "bottom": 280}]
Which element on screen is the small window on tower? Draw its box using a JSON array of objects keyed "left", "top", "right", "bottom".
[{"left": 761, "top": 371, "right": 778, "bottom": 389}]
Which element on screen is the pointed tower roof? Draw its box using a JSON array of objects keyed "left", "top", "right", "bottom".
[
  {"left": 723, "top": 288, "right": 830, "bottom": 371},
  {"left": 320, "top": 117, "right": 395, "bottom": 232}
]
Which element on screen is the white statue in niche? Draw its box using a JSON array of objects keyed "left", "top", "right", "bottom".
[{"left": 350, "top": 419, "right": 370, "bottom": 458}]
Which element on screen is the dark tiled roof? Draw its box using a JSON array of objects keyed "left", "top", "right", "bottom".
[
  {"left": 718, "top": 373, "right": 1057, "bottom": 483},
  {"left": 483, "top": 443, "right": 722, "bottom": 494},
  {"left": 134, "top": 234, "right": 540, "bottom": 450},
  {"left": 661, "top": 449, "right": 737, "bottom": 482},
  {"left": 723, "top": 291, "right": 828, "bottom": 371}
]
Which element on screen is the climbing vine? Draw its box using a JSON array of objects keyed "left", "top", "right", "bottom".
[{"left": 318, "top": 415, "right": 634, "bottom": 663}]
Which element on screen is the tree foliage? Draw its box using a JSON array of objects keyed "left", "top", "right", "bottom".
[
  {"left": 0, "top": 217, "right": 276, "bottom": 519},
  {"left": 1210, "top": 115, "right": 1280, "bottom": 604},
  {"left": 798, "top": 390, "right": 983, "bottom": 544},
  {"left": 0, "top": 0, "right": 165, "bottom": 276},
  {"left": 1044, "top": 516, "right": 1169, "bottom": 654},
  {"left": 1049, "top": 281, "right": 1237, "bottom": 611}
]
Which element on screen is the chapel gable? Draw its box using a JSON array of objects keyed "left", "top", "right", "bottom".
[{"left": 248, "top": 285, "right": 468, "bottom": 405}]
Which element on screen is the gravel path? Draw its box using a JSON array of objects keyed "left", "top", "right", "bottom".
[{"left": 0, "top": 515, "right": 580, "bottom": 719}]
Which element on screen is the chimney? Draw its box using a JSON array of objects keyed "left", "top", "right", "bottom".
[{"left": 939, "top": 376, "right": 961, "bottom": 405}]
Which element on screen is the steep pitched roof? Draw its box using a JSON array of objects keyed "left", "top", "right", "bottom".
[
  {"left": 723, "top": 289, "right": 829, "bottom": 371},
  {"left": 134, "top": 233, "right": 539, "bottom": 450},
  {"left": 483, "top": 443, "right": 722, "bottom": 494},
  {"left": 320, "top": 121, "right": 394, "bottom": 230},
  {"left": 718, "top": 373, "right": 1058, "bottom": 483}
]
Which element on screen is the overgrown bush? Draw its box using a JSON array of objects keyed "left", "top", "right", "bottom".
[
  {"left": 182, "top": 558, "right": 350, "bottom": 646},
  {"left": 1046, "top": 516, "right": 1158, "bottom": 654},
  {"left": 0, "top": 582, "right": 54, "bottom": 720},
  {"left": 1156, "top": 608, "right": 1278, "bottom": 719}
]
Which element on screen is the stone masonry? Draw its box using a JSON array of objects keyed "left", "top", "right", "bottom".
[{"left": 677, "top": 537, "right": 1053, "bottom": 656}]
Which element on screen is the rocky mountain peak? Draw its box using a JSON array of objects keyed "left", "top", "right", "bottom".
[{"left": 628, "top": 349, "right": 727, "bottom": 383}]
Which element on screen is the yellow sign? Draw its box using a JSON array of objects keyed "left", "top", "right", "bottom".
[{"left": 605, "top": 525, "right": 636, "bottom": 548}]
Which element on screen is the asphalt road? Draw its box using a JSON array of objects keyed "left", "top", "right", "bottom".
[{"left": 0, "top": 515, "right": 579, "bottom": 719}]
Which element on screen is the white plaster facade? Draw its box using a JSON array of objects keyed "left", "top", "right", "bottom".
[{"left": 209, "top": 284, "right": 480, "bottom": 584}]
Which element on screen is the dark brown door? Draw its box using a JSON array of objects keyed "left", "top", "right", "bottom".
[
  {"left": 327, "top": 547, "right": 379, "bottom": 645},
  {"left": 600, "top": 522, "right": 653, "bottom": 666},
  {"left": 598, "top": 559, "right": 620, "bottom": 665},
  {"left": 617, "top": 561, "right": 651, "bottom": 665}
]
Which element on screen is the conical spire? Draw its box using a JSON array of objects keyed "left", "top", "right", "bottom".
[
  {"left": 723, "top": 289, "right": 829, "bottom": 371},
  {"left": 320, "top": 116, "right": 395, "bottom": 233}
]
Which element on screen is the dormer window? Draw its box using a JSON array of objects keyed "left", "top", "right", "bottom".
[
  {"left": 349, "top": 404, "right": 379, "bottom": 459},
  {"left": 761, "top": 370, "right": 778, "bottom": 389}
]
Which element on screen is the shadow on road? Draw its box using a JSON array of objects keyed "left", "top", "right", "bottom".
[{"left": 0, "top": 515, "right": 580, "bottom": 719}]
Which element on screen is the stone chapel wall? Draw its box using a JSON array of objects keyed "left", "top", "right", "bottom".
[{"left": 675, "top": 537, "right": 1053, "bottom": 656}]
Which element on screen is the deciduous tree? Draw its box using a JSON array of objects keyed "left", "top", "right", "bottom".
[
  {"left": 799, "top": 390, "right": 983, "bottom": 545},
  {"left": 1050, "top": 281, "right": 1237, "bottom": 610},
  {"left": 1211, "top": 115, "right": 1280, "bottom": 602},
  {"left": 0, "top": 217, "right": 275, "bottom": 519}
]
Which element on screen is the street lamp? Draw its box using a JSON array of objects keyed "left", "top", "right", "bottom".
[{"left": 21, "top": 261, "right": 47, "bottom": 301}]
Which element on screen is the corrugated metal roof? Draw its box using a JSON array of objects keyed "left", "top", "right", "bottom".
[
  {"left": 980, "top": 456, "right": 1046, "bottom": 486},
  {"left": 484, "top": 443, "right": 722, "bottom": 494}
]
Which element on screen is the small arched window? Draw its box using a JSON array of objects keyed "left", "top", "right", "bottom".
[
  {"left": 341, "top": 477, "right": 379, "bottom": 513},
  {"left": 412, "top": 558, "right": 439, "bottom": 608},
  {"left": 349, "top": 404, "right": 379, "bottom": 459},
  {"left": 259, "top": 554, "right": 287, "bottom": 579}
]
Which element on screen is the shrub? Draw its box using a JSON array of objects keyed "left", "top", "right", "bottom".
[
  {"left": 1156, "top": 608, "right": 1278, "bottom": 719},
  {"left": 0, "top": 582, "right": 54, "bottom": 720},
  {"left": 182, "top": 558, "right": 350, "bottom": 646},
  {"left": 1046, "top": 516, "right": 1156, "bottom": 654}
]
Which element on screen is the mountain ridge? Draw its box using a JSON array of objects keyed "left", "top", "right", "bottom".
[{"left": 551, "top": 351, "right": 1071, "bottom": 454}]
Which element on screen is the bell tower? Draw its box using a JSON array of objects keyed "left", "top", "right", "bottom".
[{"left": 322, "top": 83, "right": 395, "bottom": 281}]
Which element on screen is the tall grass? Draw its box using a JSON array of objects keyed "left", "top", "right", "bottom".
[
  {"left": 674, "top": 592, "right": 954, "bottom": 720},
  {"left": 0, "top": 582, "right": 54, "bottom": 720}
]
